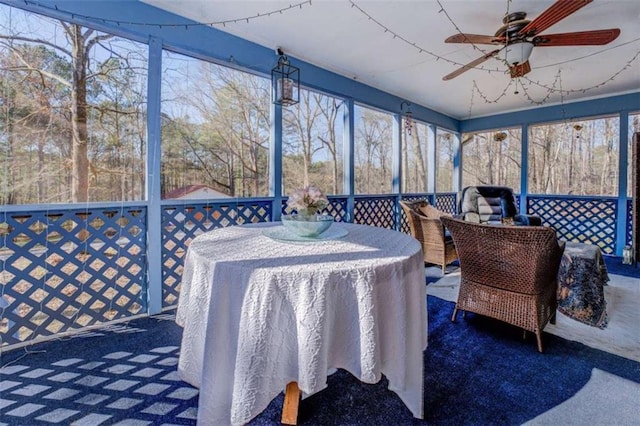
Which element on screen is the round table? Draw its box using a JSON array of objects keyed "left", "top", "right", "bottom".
[{"left": 176, "top": 222, "right": 427, "bottom": 425}]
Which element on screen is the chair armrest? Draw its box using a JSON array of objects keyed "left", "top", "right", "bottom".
[{"left": 463, "top": 212, "right": 481, "bottom": 223}]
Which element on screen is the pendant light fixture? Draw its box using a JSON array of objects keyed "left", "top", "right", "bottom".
[{"left": 272, "top": 48, "right": 299, "bottom": 106}]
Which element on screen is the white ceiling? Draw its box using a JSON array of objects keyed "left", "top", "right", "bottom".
[{"left": 143, "top": 0, "right": 640, "bottom": 119}]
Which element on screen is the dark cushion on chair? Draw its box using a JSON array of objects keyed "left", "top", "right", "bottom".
[
  {"left": 459, "top": 185, "right": 541, "bottom": 225},
  {"left": 499, "top": 193, "right": 519, "bottom": 218}
]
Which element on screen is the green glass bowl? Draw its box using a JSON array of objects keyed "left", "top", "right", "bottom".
[{"left": 281, "top": 214, "right": 334, "bottom": 238}]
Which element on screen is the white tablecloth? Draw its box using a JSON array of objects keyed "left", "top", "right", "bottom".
[{"left": 176, "top": 222, "right": 427, "bottom": 425}]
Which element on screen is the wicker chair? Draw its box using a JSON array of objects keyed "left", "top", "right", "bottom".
[
  {"left": 440, "top": 216, "right": 565, "bottom": 352},
  {"left": 400, "top": 200, "right": 457, "bottom": 274}
]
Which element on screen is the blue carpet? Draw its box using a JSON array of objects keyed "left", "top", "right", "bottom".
[
  {"left": 602, "top": 256, "right": 639, "bottom": 278},
  {"left": 1, "top": 295, "right": 639, "bottom": 425}
]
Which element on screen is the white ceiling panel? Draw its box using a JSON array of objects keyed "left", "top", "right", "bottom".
[{"left": 143, "top": 0, "right": 640, "bottom": 119}]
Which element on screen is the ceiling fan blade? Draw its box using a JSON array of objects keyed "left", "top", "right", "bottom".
[
  {"left": 517, "top": 0, "right": 593, "bottom": 37},
  {"left": 442, "top": 49, "right": 501, "bottom": 81},
  {"left": 445, "top": 33, "right": 505, "bottom": 45},
  {"left": 534, "top": 29, "right": 621, "bottom": 46}
]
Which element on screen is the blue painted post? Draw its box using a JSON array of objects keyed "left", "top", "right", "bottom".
[
  {"left": 616, "top": 111, "right": 630, "bottom": 256},
  {"left": 270, "top": 100, "right": 283, "bottom": 221},
  {"left": 393, "top": 113, "right": 402, "bottom": 230},
  {"left": 145, "top": 37, "right": 163, "bottom": 315},
  {"left": 344, "top": 99, "right": 355, "bottom": 222},
  {"left": 520, "top": 124, "right": 529, "bottom": 215}
]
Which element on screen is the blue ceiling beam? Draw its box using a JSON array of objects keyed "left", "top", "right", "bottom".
[{"left": 460, "top": 92, "right": 640, "bottom": 133}]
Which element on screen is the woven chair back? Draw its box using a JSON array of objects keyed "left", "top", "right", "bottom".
[
  {"left": 440, "top": 217, "right": 564, "bottom": 295},
  {"left": 400, "top": 200, "right": 428, "bottom": 234}
]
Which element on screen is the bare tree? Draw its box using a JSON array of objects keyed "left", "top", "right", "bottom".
[
  {"left": 402, "top": 121, "right": 428, "bottom": 193},
  {"left": 355, "top": 108, "right": 392, "bottom": 194},
  {"left": 2, "top": 8, "right": 147, "bottom": 204},
  {"left": 283, "top": 90, "right": 324, "bottom": 187},
  {"left": 316, "top": 95, "right": 342, "bottom": 194}
]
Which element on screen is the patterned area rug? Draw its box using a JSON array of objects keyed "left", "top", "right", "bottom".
[
  {"left": 0, "top": 315, "right": 198, "bottom": 425},
  {"left": 428, "top": 257, "right": 640, "bottom": 362},
  {"left": 1, "top": 263, "right": 639, "bottom": 425}
]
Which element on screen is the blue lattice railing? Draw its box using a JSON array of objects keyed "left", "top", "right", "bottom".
[
  {"left": 435, "top": 193, "right": 457, "bottom": 214},
  {"left": 0, "top": 205, "right": 147, "bottom": 346},
  {"left": 161, "top": 199, "right": 272, "bottom": 307},
  {"left": 1, "top": 194, "right": 633, "bottom": 348},
  {"left": 398, "top": 193, "right": 454, "bottom": 234},
  {"left": 325, "top": 197, "right": 349, "bottom": 221},
  {"left": 527, "top": 195, "right": 618, "bottom": 254},
  {"left": 280, "top": 196, "right": 349, "bottom": 222},
  {"left": 399, "top": 194, "right": 435, "bottom": 234},
  {"left": 354, "top": 195, "right": 396, "bottom": 229}
]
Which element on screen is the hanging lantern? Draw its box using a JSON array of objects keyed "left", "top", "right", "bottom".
[
  {"left": 272, "top": 48, "right": 299, "bottom": 106},
  {"left": 401, "top": 101, "right": 413, "bottom": 136},
  {"left": 573, "top": 124, "right": 583, "bottom": 139},
  {"left": 404, "top": 111, "right": 413, "bottom": 135},
  {"left": 494, "top": 131, "right": 508, "bottom": 142}
]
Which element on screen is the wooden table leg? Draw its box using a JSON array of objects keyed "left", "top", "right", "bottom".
[{"left": 281, "top": 381, "right": 300, "bottom": 425}]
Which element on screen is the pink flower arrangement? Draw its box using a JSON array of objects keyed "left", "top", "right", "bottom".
[{"left": 286, "top": 185, "right": 329, "bottom": 214}]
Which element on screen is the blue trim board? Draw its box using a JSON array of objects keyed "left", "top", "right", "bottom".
[
  {"left": 0, "top": 201, "right": 147, "bottom": 213},
  {"left": 616, "top": 112, "right": 630, "bottom": 256},
  {"left": 519, "top": 125, "right": 529, "bottom": 215},
  {"left": 270, "top": 101, "right": 283, "bottom": 221},
  {"left": 460, "top": 92, "right": 640, "bottom": 133},
  {"left": 345, "top": 99, "right": 356, "bottom": 221}
]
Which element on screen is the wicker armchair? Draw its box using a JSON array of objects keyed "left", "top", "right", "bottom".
[
  {"left": 440, "top": 217, "right": 565, "bottom": 352},
  {"left": 400, "top": 200, "right": 457, "bottom": 274}
]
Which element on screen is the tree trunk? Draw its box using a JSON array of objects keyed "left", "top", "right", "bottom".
[
  {"left": 4, "top": 87, "right": 17, "bottom": 204},
  {"left": 569, "top": 128, "right": 575, "bottom": 191},
  {"left": 486, "top": 135, "right": 494, "bottom": 185},
  {"left": 69, "top": 24, "right": 89, "bottom": 203},
  {"left": 38, "top": 143, "right": 45, "bottom": 201},
  {"left": 413, "top": 130, "right": 426, "bottom": 191}
]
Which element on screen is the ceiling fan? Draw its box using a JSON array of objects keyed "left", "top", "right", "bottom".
[{"left": 442, "top": 0, "right": 620, "bottom": 81}]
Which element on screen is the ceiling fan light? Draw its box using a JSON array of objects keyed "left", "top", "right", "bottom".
[{"left": 501, "top": 41, "right": 534, "bottom": 65}]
